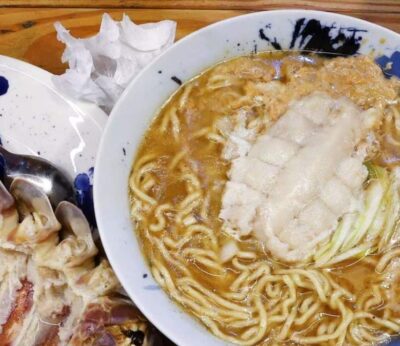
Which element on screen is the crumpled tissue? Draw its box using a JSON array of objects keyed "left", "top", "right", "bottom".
[{"left": 53, "top": 13, "right": 176, "bottom": 112}]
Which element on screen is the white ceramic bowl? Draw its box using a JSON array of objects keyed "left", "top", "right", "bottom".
[{"left": 94, "top": 10, "right": 400, "bottom": 346}]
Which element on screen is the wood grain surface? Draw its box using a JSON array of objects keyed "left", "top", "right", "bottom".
[
  {"left": 0, "top": 0, "right": 399, "bottom": 11},
  {"left": 0, "top": 1, "right": 399, "bottom": 75}
]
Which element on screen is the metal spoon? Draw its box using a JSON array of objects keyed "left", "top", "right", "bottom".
[{"left": 0, "top": 145, "right": 75, "bottom": 208}]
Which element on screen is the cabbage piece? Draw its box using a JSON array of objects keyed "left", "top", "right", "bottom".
[
  {"left": 378, "top": 183, "right": 400, "bottom": 251},
  {"left": 366, "top": 187, "right": 391, "bottom": 241},
  {"left": 340, "top": 180, "right": 386, "bottom": 251},
  {"left": 314, "top": 212, "right": 357, "bottom": 267},
  {"left": 340, "top": 164, "right": 389, "bottom": 251}
]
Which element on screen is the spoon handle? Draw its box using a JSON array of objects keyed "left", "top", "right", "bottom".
[
  {"left": 0, "top": 145, "right": 39, "bottom": 175},
  {"left": 0, "top": 145, "right": 18, "bottom": 169},
  {"left": 0, "top": 145, "right": 76, "bottom": 207}
]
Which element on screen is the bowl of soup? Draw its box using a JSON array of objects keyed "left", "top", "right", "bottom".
[{"left": 94, "top": 10, "right": 400, "bottom": 346}]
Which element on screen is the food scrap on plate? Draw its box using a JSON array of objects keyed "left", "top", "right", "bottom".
[{"left": 0, "top": 178, "right": 160, "bottom": 345}]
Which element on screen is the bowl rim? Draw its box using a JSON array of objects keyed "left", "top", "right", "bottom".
[
  {"left": 101, "top": 9, "right": 400, "bottom": 117},
  {"left": 94, "top": 9, "right": 400, "bottom": 346}
]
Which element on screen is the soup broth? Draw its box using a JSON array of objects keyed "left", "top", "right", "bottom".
[{"left": 130, "top": 52, "right": 400, "bottom": 345}]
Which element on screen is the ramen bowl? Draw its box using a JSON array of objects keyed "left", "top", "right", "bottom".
[{"left": 94, "top": 10, "right": 400, "bottom": 346}]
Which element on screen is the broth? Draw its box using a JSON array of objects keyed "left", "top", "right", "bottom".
[{"left": 130, "top": 52, "right": 400, "bottom": 345}]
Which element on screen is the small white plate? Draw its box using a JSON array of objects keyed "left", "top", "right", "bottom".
[{"left": 0, "top": 55, "right": 107, "bottom": 224}]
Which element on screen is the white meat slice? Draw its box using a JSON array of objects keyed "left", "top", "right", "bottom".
[
  {"left": 248, "top": 135, "right": 299, "bottom": 167},
  {"left": 337, "top": 157, "right": 368, "bottom": 190},
  {"left": 294, "top": 92, "right": 337, "bottom": 125},
  {"left": 222, "top": 134, "right": 252, "bottom": 160},
  {"left": 229, "top": 157, "right": 279, "bottom": 194},
  {"left": 269, "top": 112, "right": 315, "bottom": 145},
  {"left": 220, "top": 182, "right": 264, "bottom": 235},
  {"left": 221, "top": 181, "right": 264, "bottom": 206},
  {"left": 263, "top": 200, "right": 339, "bottom": 261},
  {"left": 320, "top": 177, "right": 355, "bottom": 215},
  {"left": 220, "top": 205, "right": 256, "bottom": 236},
  {"left": 298, "top": 199, "right": 337, "bottom": 237},
  {"left": 279, "top": 220, "right": 315, "bottom": 249}
]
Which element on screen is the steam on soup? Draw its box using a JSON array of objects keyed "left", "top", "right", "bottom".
[{"left": 129, "top": 52, "right": 400, "bottom": 345}]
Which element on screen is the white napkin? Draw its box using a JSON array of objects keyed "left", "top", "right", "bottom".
[{"left": 53, "top": 13, "right": 176, "bottom": 112}]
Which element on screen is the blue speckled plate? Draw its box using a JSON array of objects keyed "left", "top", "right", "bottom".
[{"left": 0, "top": 55, "right": 107, "bottom": 224}]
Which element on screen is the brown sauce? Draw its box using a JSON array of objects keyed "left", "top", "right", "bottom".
[{"left": 0, "top": 280, "right": 33, "bottom": 345}]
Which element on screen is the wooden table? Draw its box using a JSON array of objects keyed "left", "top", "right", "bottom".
[
  {"left": 0, "top": 1, "right": 399, "bottom": 75},
  {"left": 0, "top": 2, "right": 398, "bottom": 345}
]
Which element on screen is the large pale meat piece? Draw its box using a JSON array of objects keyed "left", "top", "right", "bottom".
[
  {"left": 256, "top": 102, "right": 363, "bottom": 236},
  {"left": 220, "top": 92, "right": 376, "bottom": 262}
]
